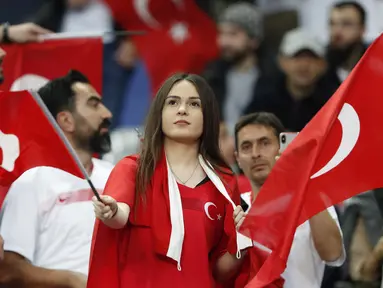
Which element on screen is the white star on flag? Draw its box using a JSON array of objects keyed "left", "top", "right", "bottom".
[{"left": 169, "top": 22, "right": 189, "bottom": 44}]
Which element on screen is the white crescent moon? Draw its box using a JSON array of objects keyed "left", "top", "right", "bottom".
[
  {"left": 204, "top": 202, "right": 217, "bottom": 220},
  {"left": 134, "top": 0, "right": 161, "bottom": 29},
  {"left": 311, "top": 103, "right": 360, "bottom": 179},
  {"left": 10, "top": 74, "right": 49, "bottom": 92}
]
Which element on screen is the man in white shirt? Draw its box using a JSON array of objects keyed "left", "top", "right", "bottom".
[
  {"left": 0, "top": 70, "right": 114, "bottom": 287},
  {"left": 234, "top": 112, "right": 345, "bottom": 288}
]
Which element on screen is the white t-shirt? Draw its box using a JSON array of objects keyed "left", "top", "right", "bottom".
[
  {"left": 0, "top": 158, "right": 113, "bottom": 275},
  {"left": 241, "top": 192, "right": 346, "bottom": 288}
]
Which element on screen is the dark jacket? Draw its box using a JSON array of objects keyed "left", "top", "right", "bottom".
[
  {"left": 244, "top": 72, "right": 339, "bottom": 131},
  {"left": 202, "top": 56, "right": 272, "bottom": 120}
]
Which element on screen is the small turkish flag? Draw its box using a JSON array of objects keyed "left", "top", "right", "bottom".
[
  {"left": 240, "top": 34, "right": 383, "bottom": 287},
  {"left": 0, "top": 90, "right": 85, "bottom": 206},
  {"left": 0, "top": 38, "right": 103, "bottom": 93},
  {"left": 105, "top": 0, "right": 218, "bottom": 94}
]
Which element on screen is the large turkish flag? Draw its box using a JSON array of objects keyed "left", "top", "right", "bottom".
[{"left": 240, "top": 33, "right": 383, "bottom": 287}]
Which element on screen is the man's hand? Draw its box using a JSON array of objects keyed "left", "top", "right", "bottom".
[
  {"left": 115, "top": 39, "right": 137, "bottom": 69},
  {"left": 0, "top": 235, "right": 4, "bottom": 261},
  {"left": 7, "top": 23, "right": 51, "bottom": 43},
  {"left": 359, "top": 254, "right": 380, "bottom": 282},
  {"left": 359, "top": 236, "right": 383, "bottom": 281}
]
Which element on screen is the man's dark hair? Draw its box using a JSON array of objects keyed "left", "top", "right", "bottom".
[
  {"left": 333, "top": 1, "right": 366, "bottom": 25},
  {"left": 37, "top": 70, "right": 89, "bottom": 118},
  {"left": 234, "top": 112, "right": 285, "bottom": 149}
]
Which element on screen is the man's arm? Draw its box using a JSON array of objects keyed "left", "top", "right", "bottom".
[
  {"left": 309, "top": 207, "right": 344, "bottom": 263},
  {"left": 0, "top": 172, "right": 85, "bottom": 288},
  {"left": 0, "top": 23, "right": 50, "bottom": 43},
  {"left": 0, "top": 252, "right": 86, "bottom": 288}
]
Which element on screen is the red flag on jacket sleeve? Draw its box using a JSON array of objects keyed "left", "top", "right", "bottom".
[
  {"left": 240, "top": 34, "right": 383, "bottom": 287},
  {"left": 0, "top": 90, "right": 85, "bottom": 205},
  {"left": 104, "top": 0, "right": 218, "bottom": 94}
]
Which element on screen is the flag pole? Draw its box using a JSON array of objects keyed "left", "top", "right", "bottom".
[
  {"left": 29, "top": 90, "right": 103, "bottom": 202},
  {"left": 40, "top": 30, "right": 146, "bottom": 41}
]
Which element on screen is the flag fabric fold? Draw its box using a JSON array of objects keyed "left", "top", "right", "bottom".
[{"left": 240, "top": 34, "right": 383, "bottom": 287}]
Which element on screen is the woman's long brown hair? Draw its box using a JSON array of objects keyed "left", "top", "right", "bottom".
[{"left": 135, "top": 73, "right": 231, "bottom": 202}]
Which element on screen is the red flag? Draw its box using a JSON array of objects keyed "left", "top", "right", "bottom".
[
  {"left": 105, "top": 0, "right": 218, "bottom": 94},
  {"left": 0, "top": 38, "right": 103, "bottom": 93},
  {"left": 0, "top": 90, "right": 85, "bottom": 206},
  {"left": 240, "top": 34, "right": 383, "bottom": 287}
]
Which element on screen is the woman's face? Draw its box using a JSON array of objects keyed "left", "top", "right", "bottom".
[{"left": 161, "top": 80, "right": 203, "bottom": 143}]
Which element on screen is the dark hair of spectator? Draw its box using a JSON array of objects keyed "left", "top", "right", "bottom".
[
  {"left": 234, "top": 112, "right": 285, "bottom": 149},
  {"left": 333, "top": 1, "right": 366, "bottom": 25},
  {"left": 37, "top": 70, "right": 89, "bottom": 118},
  {"left": 136, "top": 73, "right": 230, "bottom": 200}
]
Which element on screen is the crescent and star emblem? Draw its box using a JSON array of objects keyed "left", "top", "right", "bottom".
[
  {"left": 10, "top": 74, "right": 49, "bottom": 92},
  {"left": 204, "top": 202, "right": 221, "bottom": 221}
]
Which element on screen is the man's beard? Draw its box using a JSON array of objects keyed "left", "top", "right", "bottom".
[
  {"left": 89, "top": 130, "right": 111, "bottom": 155},
  {"left": 75, "top": 118, "right": 112, "bottom": 155},
  {"left": 221, "top": 48, "right": 251, "bottom": 66},
  {"left": 327, "top": 40, "right": 361, "bottom": 68}
]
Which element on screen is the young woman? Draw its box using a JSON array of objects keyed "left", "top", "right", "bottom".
[{"left": 88, "top": 73, "right": 250, "bottom": 287}]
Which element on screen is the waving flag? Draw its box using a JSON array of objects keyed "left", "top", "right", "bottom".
[
  {"left": 240, "top": 34, "right": 383, "bottom": 287},
  {"left": 105, "top": 0, "right": 218, "bottom": 95},
  {"left": 0, "top": 90, "right": 85, "bottom": 206},
  {"left": 0, "top": 38, "right": 102, "bottom": 93}
]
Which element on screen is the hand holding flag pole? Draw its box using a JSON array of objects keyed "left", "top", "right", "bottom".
[{"left": 29, "top": 91, "right": 102, "bottom": 201}]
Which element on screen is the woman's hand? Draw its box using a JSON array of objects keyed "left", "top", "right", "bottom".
[
  {"left": 233, "top": 205, "right": 246, "bottom": 231},
  {"left": 92, "top": 195, "right": 118, "bottom": 221}
]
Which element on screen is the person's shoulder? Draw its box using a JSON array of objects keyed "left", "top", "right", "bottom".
[
  {"left": 107, "top": 155, "right": 139, "bottom": 179},
  {"left": 115, "top": 155, "right": 139, "bottom": 169},
  {"left": 5, "top": 167, "right": 56, "bottom": 202},
  {"left": 11, "top": 166, "right": 59, "bottom": 187},
  {"left": 92, "top": 158, "right": 115, "bottom": 172},
  {"left": 218, "top": 167, "right": 235, "bottom": 181},
  {"left": 202, "top": 59, "right": 229, "bottom": 80}
]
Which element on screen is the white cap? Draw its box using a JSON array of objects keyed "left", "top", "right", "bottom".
[{"left": 280, "top": 28, "right": 325, "bottom": 57}]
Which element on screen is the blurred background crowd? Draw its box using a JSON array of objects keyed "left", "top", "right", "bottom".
[{"left": 2, "top": 0, "right": 383, "bottom": 287}]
